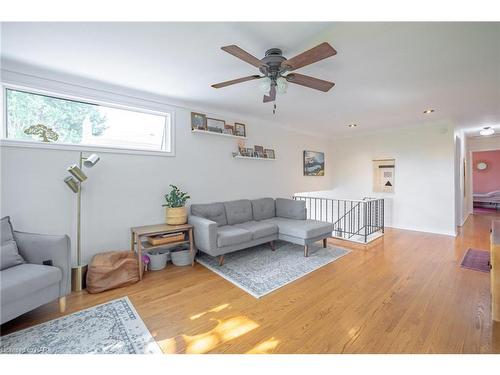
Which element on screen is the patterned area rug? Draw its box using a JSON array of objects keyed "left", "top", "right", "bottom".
[
  {"left": 196, "top": 241, "right": 351, "bottom": 298},
  {"left": 460, "top": 248, "right": 490, "bottom": 273},
  {"left": 0, "top": 297, "right": 161, "bottom": 354}
]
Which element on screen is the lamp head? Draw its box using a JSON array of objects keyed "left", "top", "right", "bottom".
[
  {"left": 83, "top": 153, "right": 100, "bottom": 168},
  {"left": 64, "top": 176, "right": 80, "bottom": 193},
  {"left": 67, "top": 164, "right": 87, "bottom": 182}
]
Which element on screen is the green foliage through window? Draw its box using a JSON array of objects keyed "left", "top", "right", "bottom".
[{"left": 6, "top": 89, "right": 107, "bottom": 143}]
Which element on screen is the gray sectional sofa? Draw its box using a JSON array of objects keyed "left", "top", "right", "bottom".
[{"left": 188, "top": 198, "right": 334, "bottom": 265}]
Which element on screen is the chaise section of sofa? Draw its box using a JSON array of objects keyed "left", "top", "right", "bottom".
[{"left": 188, "top": 197, "right": 334, "bottom": 264}]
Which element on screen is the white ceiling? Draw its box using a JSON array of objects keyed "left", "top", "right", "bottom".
[{"left": 1, "top": 22, "right": 499, "bottom": 138}]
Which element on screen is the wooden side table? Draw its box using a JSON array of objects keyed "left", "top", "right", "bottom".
[{"left": 130, "top": 223, "right": 194, "bottom": 280}]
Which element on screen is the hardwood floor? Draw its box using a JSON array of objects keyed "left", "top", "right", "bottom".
[{"left": 2, "top": 212, "right": 500, "bottom": 353}]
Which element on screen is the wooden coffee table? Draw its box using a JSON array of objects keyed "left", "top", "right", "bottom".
[{"left": 130, "top": 223, "right": 194, "bottom": 280}]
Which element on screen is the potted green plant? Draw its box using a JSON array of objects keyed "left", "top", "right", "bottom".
[{"left": 162, "top": 185, "right": 190, "bottom": 225}]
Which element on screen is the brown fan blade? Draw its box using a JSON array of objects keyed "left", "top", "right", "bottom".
[
  {"left": 281, "top": 42, "right": 337, "bottom": 71},
  {"left": 211, "top": 75, "right": 262, "bottom": 89},
  {"left": 263, "top": 85, "right": 276, "bottom": 103},
  {"left": 221, "top": 45, "right": 264, "bottom": 68},
  {"left": 285, "top": 73, "right": 335, "bottom": 92}
]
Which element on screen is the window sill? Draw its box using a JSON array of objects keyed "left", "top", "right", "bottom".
[{"left": 0, "top": 139, "right": 175, "bottom": 157}]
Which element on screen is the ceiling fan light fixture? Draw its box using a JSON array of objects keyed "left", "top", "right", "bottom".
[
  {"left": 276, "top": 77, "right": 288, "bottom": 94},
  {"left": 212, "top": 43, "right": 336, "bottom": 104},
  {"left": 480, "top": 127, "right": 495, "bottom": 136},
  {"left": 259, "top": 77, "right": 272, "bottom": 93},
  {"left": 348, "top": 124, "right": 358, "bottom": 128},
  {"left": 423, "top": 109, "right": 435, "bottom": 114}
]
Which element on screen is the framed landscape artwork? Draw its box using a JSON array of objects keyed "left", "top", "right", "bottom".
[{"left": 303, "top": 150, "right": 325, "bottom": 176}]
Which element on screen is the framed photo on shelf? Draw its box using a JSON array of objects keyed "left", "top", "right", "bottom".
[
  {"left": 254, "top": 145, "right": 265, "bottom": 158},
  {"left": 234, "top": 123, "right": 246, "bottom": 137},
  {"left": 206, "top": 117, "right": 225, "bottom": 133},
  {"left": 246, "top": 148, "right": 255, "bottom": 157},
  {"left": 238, "top": 140, "right": 246, "bottom": 156},
  {"left": 265, "top": 149, "right": 275, "bottom": 159},
  {"left": 191, "top": 112, "right": 207, "bottom": 130},
  {"left": 223, "top": 124, "right": 234, "bottom": 135}
]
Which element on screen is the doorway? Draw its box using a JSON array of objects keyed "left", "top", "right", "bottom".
[{"left": 471, "top": 149, "right": 500, "bottom": 215}]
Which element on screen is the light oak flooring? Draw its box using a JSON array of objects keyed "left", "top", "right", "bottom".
[{"left": 2, "top": 212, "right": 500, "bottom": 353}]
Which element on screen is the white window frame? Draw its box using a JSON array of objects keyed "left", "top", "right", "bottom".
[{"left": 0, "top": 78, "right": 176, "bottom": 157}]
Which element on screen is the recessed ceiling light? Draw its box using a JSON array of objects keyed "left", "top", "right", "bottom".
[
  {"left": 480, "top": 127, "right": 495, "bottom": 136},
  {"left": 348, "top": 124, "right": 357, "bottom": 128},
  {"left": 423, "top": 109, "right": 435, "bottom": 114}
]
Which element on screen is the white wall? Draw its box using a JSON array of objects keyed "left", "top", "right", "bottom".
[
  {"left": 0, "top": 69, "right": 334, "bottom": 265},
  {"left": 326, "top": 124, "right": 457, "bottom": 236}
]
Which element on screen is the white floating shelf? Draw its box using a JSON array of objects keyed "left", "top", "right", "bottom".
[
  {"left": 192, "top": 129, "right": 246, "bottom": 139},
  {"left": 233, "top": 155, "right": 276, "bottom": 161}
]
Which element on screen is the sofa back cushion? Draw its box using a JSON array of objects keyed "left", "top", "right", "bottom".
[
  {"left": 190, "top": 203, "right": 227, "bottom": 226},
  {"left": 275, "top": 198, "right": 306, "bottom": 220},
  {"left": 224, "top": 200, "right": 253, "bottom": 225},
  {"left": 251, "top": 198, "right": 276, "bottom": 221},
  {"left": 1, "top": 216, "right": 25, "bottom": 271}
]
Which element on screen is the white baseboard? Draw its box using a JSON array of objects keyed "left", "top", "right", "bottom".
[{"left": 386, "top": 224, "right": 457, "bottom": 237}]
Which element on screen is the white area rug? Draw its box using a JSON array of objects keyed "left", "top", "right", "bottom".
[
  {"left": 0, "top": 297, "right": 161, "bottom": 354},
  {"left": 197, "top": 241, "right": 351, "bottom": 298}
]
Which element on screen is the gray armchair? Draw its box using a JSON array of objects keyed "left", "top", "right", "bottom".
[{"left": 1, "top": 216, "right": 71, "bottom": 324}]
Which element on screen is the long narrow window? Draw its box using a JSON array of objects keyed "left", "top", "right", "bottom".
[{"left": 5, "top": 88, "right": 172, "bottom": 152}]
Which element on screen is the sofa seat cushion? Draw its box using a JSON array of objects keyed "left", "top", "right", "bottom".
[
  {"left": 224, "top": 200, "right": 253, "bottom": 225},
  {"left": 217, "top": 226, "right": 252, "bottom": 247},
  {"left": 251, "top": 198, "right": 276, "bottom": 221},
  {"left": 263, "top": 218, "right": 334, "bottom": 239},
  {"left": 190, "top": 202, "right": 227, "bottom": 226},
  {"left": 0, "top": 263, "right": 62, "bottom": 305},
  {"left": 234, "top": 221, "right": 278, "bottom": 240}
]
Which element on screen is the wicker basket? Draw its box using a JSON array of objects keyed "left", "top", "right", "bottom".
[{"left": 165, "top": 207, "right": 188, "bottom": 225}]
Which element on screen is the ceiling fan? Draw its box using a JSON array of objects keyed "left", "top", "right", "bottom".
[{"left": 211, "top": 42, "right": 337, "bottom": 103}]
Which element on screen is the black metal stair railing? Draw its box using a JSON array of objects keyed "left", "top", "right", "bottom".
[{"left": 293, "top": 195, "right": 384, "bottom": 243}]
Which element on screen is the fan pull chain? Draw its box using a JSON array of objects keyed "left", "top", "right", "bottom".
[{"left": 273, "top": 103, "right": 277, "bottom": 115}]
